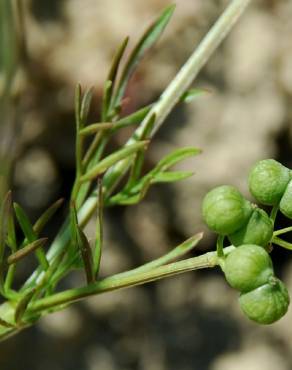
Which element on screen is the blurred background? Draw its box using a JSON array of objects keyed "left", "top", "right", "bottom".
[{"left": 1, "top": 0, "right": 292, "bottom": 369}]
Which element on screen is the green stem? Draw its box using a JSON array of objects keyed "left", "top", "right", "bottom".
[
  {"left": 216, "top": 235, "right": 224, "bottom": 258},
  {"left": 273, "top": 226, "right": 292, "bottom": 237},
  {"left": 270, "top": 204, "right": 279, "bottom": 223},
  {"left": 112, "top": 233, "right": 203, "bottom": 280},
  {"left": 70, "top": 0, "right": 254, "bottom": 236},
  {"left": 4, "top": 265, "right": 16, "bottom": 292},
  {"left": 23, "top": 0, "right": 252, "bottom": 287},
  {"left": 272, "top": 236, "right": 292, "bottom": 251},
  {"left": 0, "top": 246, "right": 235, "bottom": 341},
  {"left": 29, "top": 249, "right": 221, "bottom": 314}
]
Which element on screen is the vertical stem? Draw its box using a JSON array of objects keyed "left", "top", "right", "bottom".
[
  {"left": 93, "top": 179, "right": 104, "bottom": 277},
  {"left": 270, "top": 204, "right": 279, "bottom": 223},
  {"left": 216, "top": 235, "right": 225, "bottom": 258}
]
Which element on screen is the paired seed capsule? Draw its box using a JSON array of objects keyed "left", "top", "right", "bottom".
[
  {"left": 249, "top": 159, "right": 292, "bottom": 218},
  {"left": 202, "top": 185, "right": 273, "bottom": 247},
  {"left": 202, "top": 160, "right": 292, "bottom": 324},
  {"left": 223, "top": 245, "right": 290, "bottom": 324}
]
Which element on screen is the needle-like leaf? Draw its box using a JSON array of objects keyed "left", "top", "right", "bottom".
[
  {"left": 0, "top": 317, "right": 14, "bottom": 328},
  {"left": 111, "top": 5, "right": 175, "bottom": 111},
  {"left": 70, "top": 204, "right": 94, "bottom": 284},
  {"left": 111, "top": 104, "right": 152, "bottom": 132},
  {"left": 79, "top": 123, "right": 114, "bottom": 136},
  {"left": 7, "top": 238, "right": 48, "bottom": 265},
  {"left": 151, "top": 171, "right": 194, "bottom": 183},
  {"left": 14, "top": 289, "right": 36, "bottom": 325},
  {"left": 93, "top": 178, "right": 104, "bottom": 276},
  {"left": 0, "top": 191, "right": 12, "bottom": 263},
  {"left": 154, "top": 147, "right": 201, "bottom": 173},
  {"left": 80, "top": 86, "right": 93, "bottom": 125},
  {"left": 80, "top": 141, "right": 149, "bottom": 182},
  {"left": 33, "top": 199, "right": 64, "bottom": 236},
  {"left": 14, "top": 203, "right": 49, "bottom": 270},
  {"left": 180, "top": 88, "right": 210, "bottom": 103},
  {"left": 102, "top": 37, "right": 129, "bottom": 120}
]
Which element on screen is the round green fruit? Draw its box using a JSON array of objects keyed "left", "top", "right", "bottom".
[
  {"left": 228, "top": 208, "right": 273, "bottom": 247},
  {"left": 202, "top": 185, "right": 252, "bottom": 235},
  {"left": 280, "top": 179, "right": 292, "bottom": 219},
  {"left": 223, "top": 245, "right": 274, "bottom": 293},
  {"left": 239, "top": 279, "right": 290, "bottom": 325},
  {"left": 248, "top": 159, "right": 290, "bottom": 206}
]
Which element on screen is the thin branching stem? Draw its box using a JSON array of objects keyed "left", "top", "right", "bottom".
[
  {"left": 28, "top": 248, "right": 223, "bottom": 314},
  {"left": 273, "top": 226, "right": 292, "bottom": 237},
  {"left": 22, "top": 0, "right": 252, "bottom": 300},
  {"left": 23, "top": 0, "right": 252, "bottom": 290}
]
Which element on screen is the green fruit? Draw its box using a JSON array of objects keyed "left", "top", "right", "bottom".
[
  {"left": 280, "top": 179, "right": 292, "bottom": 219},
  {"left": 239, "top": 279, "right": 290, "bottom": 324},
  {"left": 223, "top": 245, "right": 274, "bottom": 292},
  {"left": 202, "top": 185, "right": 252, "bottom": 235},
  {"left": 248, "top": 159, "right": 290, "bottom": 205},
  {"left": 228, "top": 208, "right": 273, "bottom": 247}
]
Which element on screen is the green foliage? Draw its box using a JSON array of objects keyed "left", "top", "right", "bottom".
[
  {"left": 109, "top": 5, "right": 175, "bottom": 115},
  {"left": 0, "top": 0, "right": 269, "bottom": 339}
]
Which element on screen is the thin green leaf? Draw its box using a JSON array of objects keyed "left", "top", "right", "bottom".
[
  {"left": 80, "top": 141, "right": 149, "bottom": 182},
  {"left": 80, "top": 86, "right": 93, "bottom": 125},
  {"left": 111, "top": 5, "right": 175, "bottom": 110},
  {"left": 0, "top": 317, "right": 14, "bottom": 328},
  {"left": 6, "top": 199, "right": 16, "bottom": 252},
  {"left": 0, "top": 0, "right": 18, "bottom": 97},
  {"left": 82, "top": 131, "right": 104, "bottom": 169},
  {"left": 13, "top": 203, "right": 36, "bottom": 243},
  {"left": 106, "top": 178, "right": 151, "bottom": 206},
  {"left": 36, "top": 250, "right": 66, "bottom": 292},
  {"left": 107, "top": 193, "right": 140, "bottom": 206},
  {"left": 75, "top": 83, "right": 82, "bottom": 129},
  {"left": 33, "top": 199, "right": 64, "bottom": 236},
  {"left": 111, "top": 104, "right": 152, "bottom": 132},
  {"left": 70, "top": 202, "right": 79, "bottom": 243},
  {"left": 7, "top": 238, "right": 48, "bottom": 265},
  {"left": 180, "top": 88, "right": 210, "bottom": 103},
  {"left": 78, "top": 230, "right": 95, "bottom": 284},
  {"left": 102, "top": 37, "right": 129, "bottom": 120},
  {"left": 152, "top": 171, "right": 194, "bottom": 183},
  {"left": 14, "top": 289, "right": 36, "bottom": 325},
  {"left": 3, "top": 264, "right": 16, "bottom": 293},
  {"left": 79, "top": 122, "right": 114, "bottom": 136},
  {"left": 0, "top": 191, "right": 12, "bottom": 262},
  {"left": 117, "top": 233, "right": 204, "bottom": 277},
  {"left": 2, "top": 192, "right": 16, "bottom": 291},
  {"left": 123, "top": 147, "right": 199, "bottom": 195},
  {"left": 154, "top": 147, "right": 201, "bottom": 173},
  {"left": 14, "top": 203, "right": 49, "bottom": 270},
  {"left": 107, "top": 37, "right": 130, "bottom": 87},
  {"left": 101, "top": 80, "right": 112, "bottom": 121},
  {"left": 124, "top": 114, "right": 155, "bottom": 191},
  {"left": 70, "top": 204, "right": 94, "bottom": 284},
  {"left": 94, "top": 179, "right": 104, "bottom": 277},
  {"left": 109, "top": 171, "right": 193, "bottom": 205}
]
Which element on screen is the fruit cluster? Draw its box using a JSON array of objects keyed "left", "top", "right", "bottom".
[{"left": 202, "top": 159, "right": 291, "bottom": 324}]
